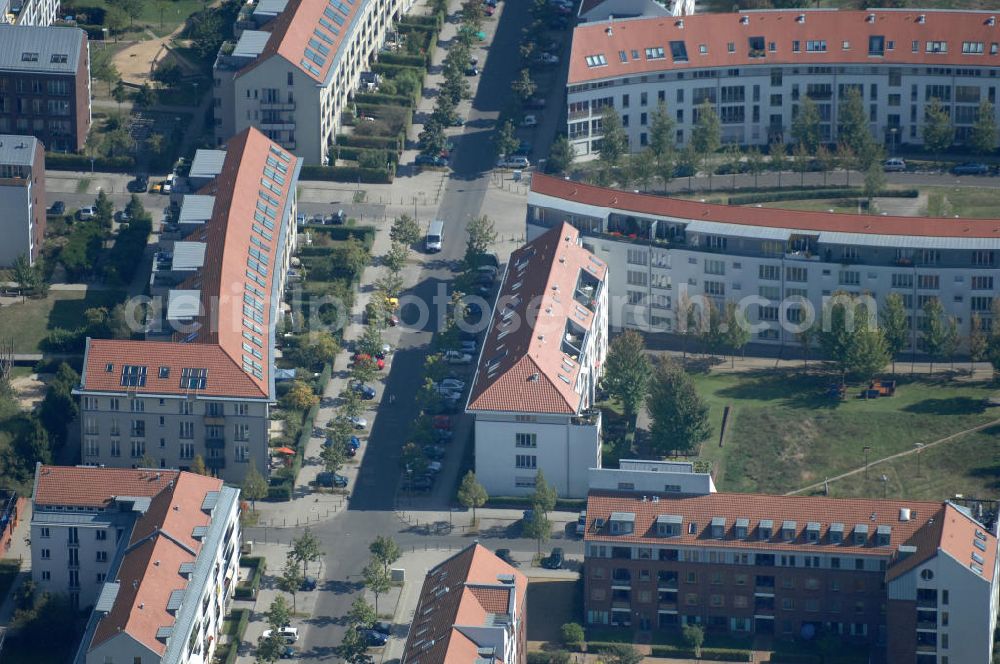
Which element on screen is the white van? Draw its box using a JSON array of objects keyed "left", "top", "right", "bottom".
[
  {"left": 496, "top": 155, "right": 530, "bottom": 169},
  {"left": 425, "top": 220, "right": 444, "bottom": 252}
]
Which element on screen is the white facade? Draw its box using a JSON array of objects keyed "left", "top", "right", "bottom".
[
  {"left": 588, "top": 459, "right": 717, "bottom": 494},
  {"left": 1, "top": 0, "right": 60, "bottom": 26},
  {"left": 213, "top": 0, "right": 407, "bottom": 165},
  {"left": 0, "top": 178, "right": 33, "bottom": 267},
  {"left": 527, "top": 181, "right": 1000, "bottom": 349}
]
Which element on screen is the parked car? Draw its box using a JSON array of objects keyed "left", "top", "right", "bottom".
[
  {"left": 415, "top": 154, "right": 447, "bottom": 167},
  {"left": 521, "top": 114, "right": 539, "bottom": 127},
  {"left": 433, "top": 429, "right": 454, "bottom": 443},
  {"left": 262, "top": 627, "right": 299, "bottom": 643},
  {"left": 114, "top": 210, "right": 131, "bottom": 223},
  {"left": 127, "top": 175, "right": 148, "bottom": 192},
  {"left": 433, "top": 415, "right": 452, "bottom": 430},
  {"left": 47, "top": 201, "right": 65, "bottom": 216},
  {"left": 422, "top": 444, "right": 446, "bottom": 460},
  {"left": 353, "top": 353, "right": 386, "bottom": 369},
  {"left": 352, "top": 382, "right": 377, "bottom": 400},
  {"left": 437, "top": 378, "right": 466, "bottom": 391},
  {"left": 349, "top": 435, "right": 362, "bottom": 450},
  {"left": 525, "top": 97, "right": 547, "bottom": 110},
  {"left": 465, "top": 65, "right": 480, "bottom": 76},
  {"left": 281, "top": 645, "right": 297, "bottom": 659},
  {"left": 300, "top": 576, "right": 318, "bottom": 591},
  {"left": 575, "top": 510, "right": 587, "bottom": 536},
  {"left": 522, "top": 509, "right": 534, "bottom": 523},
  {"left": 497, "top": 155, "right": 530, "bottom": 169},
  {"left": 357, "top": 627, "right": 389, "bottom": 646},
  {"left": 316, "top": 472, "right": 348, "bottom": 488},
  {"left": 496, "top": 548, "right": 518, "bottom": 566},
  {"left": 426, "top": 461, "right": 443, "bottom": 474},
  {"left": 533, "top": 52, "right": 559, "bottom": 65},
  {"left": 542, "top": 547, "right": 564, "bottom": 569},
  {"left": 76, "top": 206, "right": 96, "bottom": 221},
  {"left": 883, "top": 158, "right": 906, "bottom": 172},
  {"left": 348, "top": 415, "right": 368, "bottom": 430},
  {"left": 405, "top": 475, "right": 434, "bottom": 491},
  {"left": 951, "top": 162, "right": 989, "bottom": 175},
  {"left": 444, "top": 350, "right": 473, "bottom": 364}
]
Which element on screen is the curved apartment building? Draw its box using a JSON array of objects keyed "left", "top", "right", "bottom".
[
  {"left": 567, "top": 9, "right": 1000, "bottom": 157},
  {"left": 528, "top": 173, "right": 1000, "bottom": 348}
]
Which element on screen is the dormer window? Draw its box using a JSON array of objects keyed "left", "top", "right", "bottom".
[
  {"left": 710, "top": 517, "right": 726, "bottom": 539},
  {"left": 875, "top": 525, "right": 891, "bottom": 546},
  {"left": 609, "top": 512, "right": 635, "bottom": 535},
  {"left": 759, "top": 520, "right": 773, "bottom": 540},
  {"left": 806, "top": 522, "right": 821, "bottom": 543},
  {"left": 829, "top": 523, "right": 844, "bottom": 544},
  {"left": 656, "top": 514, "right": 683, "bottom": 537},
  {"left": 734, "top": 518, "right": 749, "bottom": 539},
  {"left": 854, "top": 524, "right": 869, "bottom": 546},
  {"left": 781, "top": 521, "right": 797, "bottom": 542}
]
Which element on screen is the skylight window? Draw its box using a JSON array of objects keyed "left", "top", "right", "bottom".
[
  {"left": 926, "top": 41, "right": 947, "bottom": 54},
  {"left": 668, "top": 41, "right": 687, "bottom": 62},
  {"left": 158, "top": 366, "right": 170, "bottom": 379},
  {"left": 180, "top": 368, "right": 208, "bottom": 390},
  {"left": 645, "top": 46, "right": 666, "bottom": 60},
  {"left": 50, "top": 53, "right": 68, "bottom": 63},
  {"left": 868, "top": 35, "right": 885, "bottom": 56},
  {"left": 120, "top": 365, "right": 147, "bottom": 387},
  {"left": 619, "top": 50, "right": 628, "bottom": 63},
  {"left": 806, "top": 40, "right": 827, "bottom": 52},
  {"left": 585, "top": 54, "right": 607, "bottom": 67},
  {"left": 21, "top": 52, "right": 38, "bottom": 62}
]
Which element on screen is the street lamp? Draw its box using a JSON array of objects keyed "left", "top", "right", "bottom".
[
  {"left": 915, "top": 443, "right": 925, "bottom": 478},
  {"left": 889, "top": 127, "right": 898, "bottom": 156},
  {"left": 880, "top": 474, "right": 889, "bottom": 499}
]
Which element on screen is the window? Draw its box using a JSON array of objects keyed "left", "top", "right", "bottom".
[
  {"left": 179, "top": 421, "right": 194, "bottom": 439},
  {"left": 839, "top": 271, "right": 860, "bottom": 286},
  {"left": 130, "top": 440, "right": 145, "bottom": 458},
  {"left": 786, "top": 267, "right": 808, "bottom": 282},
  {"left": 972, "top": 276, "right": 994, "bottom": 290},
  {"left": 96, "top": 551, "right": 108, "bottom": 563},
  {"left": 926, "top": 41, "right": 948, "bottom": 54},
  {"left": 234, "top": 424, "right": 250, "bottom": 441},
  {"left": 515, "top": 433, "right": 537, "bottom": 448},
  {"left": 515, "top": 455, "right": 537, "bottom": 469},
  {"left": 180, "top": 442, "right": 194, "bottom": 459},
  {"left": 627, "top": 248, "right": 648, "bottom": 265},
  {"left": 806, "top": 40, "right": 827, "bottom": 52},
  {"left": 181, "top": 368, "right": 208, "bottom": 390},
  {"left": 668, "top": 41, "right": 687, "bottom": 62},
  {"left": 704, "top": 281, "right": 725, "bottom": 296},
  {"left": 918, "top": 275, "right": 940, "bottom": 290},
  {"left": 130, "top": 420, "right": 146, "bottom": 438},
  {"left": 585, "top": 54, "right": 608, "bottom": 67},
  {"left": 236, "top": 403, "right": 249, "bottom": 416},
  {"left": 869, "top": 35, "right": 885, "bottom": 56},
  {"left": 40, "top": 548, "right": 50, "bottom": 559},
  {"left": 973, "top": 250, "right": 995, "bottom": 266},
  {"left": 627, "top": 270, "right": 648, "bottom": 286},
  {"left": 759, "top": 265, "right": 780, "bottom": 281},
  {"left": 891, "top": 273, "right": 914, "bottom": 289},
  {"left": 645, "top": 46, "right": 666, "bottom": 60}
]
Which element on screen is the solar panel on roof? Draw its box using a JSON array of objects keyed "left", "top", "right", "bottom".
[{"left": 166, "top": 589, "right": 186, "bottom": 611}]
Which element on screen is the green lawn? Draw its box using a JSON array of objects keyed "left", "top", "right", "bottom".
[
  {"left": 922, "top": 186, "right": 1000, "bottom": 218},
  {"left": 70, "top": 0, "right": 208, "bottom": 37},
  {"left": 750, "top": 198, "right": 865, "bottom": 214},
  {"left": 687, "top": 369, "right": 1000, "bottom": 499},
  {"left": 0, "top": 289, "right": 127, "bottom": 354}
]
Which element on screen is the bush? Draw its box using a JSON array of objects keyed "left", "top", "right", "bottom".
[
  {"left": 561, "top": 623, "right": 584, "bottom": 647},
  {"left": 41, "top": 327, "right": 86, "bottom": 353},
  {"left": 103, "top": 217, "right": 152, "bottom": 285},
  {"left": 378, "top": 52, "right": 427, "bottom": 68},
  {"left": 336, "top": 134, "right": 401, "bottom": 150},
  {"left": 355, "top": 91, "right": 414, "bottom": 107},
  {"left": 727, "top": 188, "right": 919, "bottom": 205},
  {"left": 766, "top": 654, "right": 821, "bottom": 664},
  {"left": 373, "top": 61, "right": 425, "bottom": 78},
  {"left": 45, "top": 152, "right": 134, "bottom": 172},
  {"left": 266, "top": 481, "right": 292, "bottom": 502},
  {"left": 234, "top": 556, "right": 266, "bottom": 599},
  {"left": 300, "top": 165, "right": 393, "bottom": 183},
  {"left": 486, "top": 495, "right": 586, "bottom": 511},
  {"left": 527, "top": 652, "right": 571, "bottom": 664},
  {"left": 337, "top": 146, "right": 398, "bottom": 166},
  {"left": 649, "top": 645, "right": 752, "bottom": 661}
]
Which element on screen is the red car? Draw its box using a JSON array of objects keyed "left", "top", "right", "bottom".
[
  {"left": 353, "top": 353, "right": 386, "bottom": 370},
  {"left": 433, "top": 415, "right": 452, "bottom": 430},
  {"left": 484, "top": 5, "right": 494, "bottom": 15}
]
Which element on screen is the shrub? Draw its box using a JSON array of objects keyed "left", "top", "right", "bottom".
[
  {"left": 355, "top": 91, "right": 414, "bottom": 107},
  {"left": 378, "top": 52, "right": 426, "bottom": 68},
  {"left": 41, "top": 327, "right": 86, "bottom": 353},
  {"left": 336, "top": 134, "right": 401, "bottom": 150},
  {"left": 45, "top": 152, "right": 134, "bottom": 173},
  {"left": 336, "top": 146, "right": 398, "bottom": 165},
  {"left": 234, "top": 557, "right": 266, "bottom": 598},
  {"left": 300, "top": 165, "right": 393, "bottom": 184},
  {"left": 266, "top": 481, "right": 292, "bottom": 502},
  {"left": 103, "top": 217, "right": 152, "bottom": 285},
  {"left": 649, "top": 645, "right": 753, "bottom": 661},
  {"left": 560, "top": 623, "right": 584, "bottom": 647},
  {"left": 727, "top": 188, "right": 918, "bottom": 205},
  {"left": 373, "top": 61, "right": 425, "bottom": 78}
]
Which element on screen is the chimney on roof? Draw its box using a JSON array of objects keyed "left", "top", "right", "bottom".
[
  {"left": 897, "top": 544, "right": 917, "bottom": 560},
  {"left": 739, "top": 15, "right": 748, "bottom": 24},
  {"left": 132, "top": 580, "right": 138, "bottom": 589},
  {"left": 989, "top": 16, "right": 996, "bottom": 26},
  {"left": 899, "top": 508, "right": 911, "bottom": 522},
  {"left": 675, "top": 18, "right": 683, "bottom": 28},
  {"left": 917, "top": 14, "right": 926, "bottom": 23},
  {"left": 605, "top": 25, "right": 613, "bottom": 36},
  {"left": 796, "top": 13, "right": 805, "bottom": 23},
  {"left": 866, "top": 13, "right": 875, "bottom": 23}
]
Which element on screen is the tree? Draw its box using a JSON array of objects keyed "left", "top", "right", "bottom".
[
  {"left": 682, "top": 624, "right": 705, "bottom": 659},
  {"left": 547, "top": 135, "right": 575, "bottom": 174},
  {"left": 401, "top": 441, "right": 429, "bottom": 479},
  {"left": 278, "top": 554, "right": 305, "bottom": 613},
  {"left": 970, "top": 100, "right": 998, "bottom": 156},
  {"left": 691, "top": 101, "right": 721, "bottom": 185},
  {"left": 880, "top": 292, "right": 910, "bottom": 374},
  {"left": 358, "top": 324, "right": 384, "bottom": 358},
  {"left": 603, "top": 330, "right": 652, "bottom": 421},
  {"left": 649, "top": 101, "right": 676, "bottom": 166},
  {"left": 598, "top": 107, "right": 628, "bottom": 170},
  {"left": 793, "top": 141, "right": 811, "bottom": 186},
  {"left": 90, "top": 47, "right": 120, "bottom": 94},
  {"left": 836, "top": 142, "right": 856, "bottom": 187},
  {"left": 190, "top": 9, "right": 225, "bottom": 58},
  {"left": 837, "top": 87, "right": 872, "bottom": 156},
  {"left": 320, "top": 437, "right": 346, "bottom": 476},
  {"left": 746, "top": 146, "right": 765, "bottom": 188},
  {"left": 95, "top": 189, "right": 114, "bottom": 229},
  {"left": 105, "top": 5, "right": 127, "bottom": 38},
  {"left": 369, "top": 536, "right": 402, "bottom": 576},
  {"left": 629, "top": 148, "right": 656, "bottom": 191},
  {"left": 266, "top": 595, "right": 292, "bottom": 631},
  {"left": 602, "top": 644, "right": 643, "bottom": 664},
  {"left": 723, "top": 301, "right": 751, "bottom": 367},
  {"left": 242, "top": 464, "right": 268, "bottom": 511},
  {"left": 863, "top": 161, "right": 886, "bottom": 210},
  {"left": 698, "top": 298, "right": 727, "bottom": 358},
  {"left": 815, "top": 144, "right": 835, "bottom": 186},
  {"left": 418, "top": 119, "right": 447, "bottom": 157},
  {"left": 299, "top": 331, "right": 339, "bottom": 369},
  {"left": 560, "top": 623, "right": 584, "bottom": 648},
  {"left": 798, "top": 322, "right": 817, "bottom": 368},
  {"left": 819, "top": 293, "right": 866, "bottom": 382},
  {"left": 335, "top": 236, "right": 370, "bottom": 279},
  {"left": 791, "top": 96, "right": 822, "bottom": 153},
  {"left": 511, "top": 68, "right": 536, "bottom": 102},
  {"left": 647, "top": 357, "right": 710, "bottom": 455},
  {"left": 112, "top": 81, "right": 128, "bottom": 111},
  {"left": 339, "top": 385, "right": 363, "bottom": 419},
  {"left": 374, "top": 273, "right": 404, "bottom": 302},
  {"left": 770, "top": 141, "right": 787, "bottom": 187},
  {"left": 190, "top": 455, "right": 208, "bottom": 476},
  {"left": 383, "top": 241, "right": 409, "bottom": 274},
  {"left": 465, "top": 215, "right": 496, "bottom": 265},
  {"left": 283, "top": 380, "right": 319, "bottom": 411},
  {"left": 291, "top": 528, "right": 323, "bottom": 576},
  {"left": 460, "top": 0, "right": 484, "bottom": 28},
  {"left": 390, "top": 214, "right": 422, "bottom": 246},
  {"left": 12, "top": 253, "right": 35, "bottom": 300},
  {"left": 847, "top": 323, "right": 889, "bottom": 381},
  {"left": 494, "top": 119, "right": 520, "bottom": 160},
  {"left": 970, "top": 314, "right": 988, "bottom": 364},
  {"left": 363, "top": 559, "right": 392, "bottom": 614},
  {"left": 256, "top": 633, "right": 287, "bottom": 664},
  {"left": 347, "top": 595, "right": 377, "bottom": 629},
  {"left": 923, "top": 97, "right": 955, "bottom": 159},
  {"left": 340, "top": 624, "right": 370, "bottom": 664},
  {"left": 522, "top": 510, "right": 551, "bottom": 554},
  {"left": 920, "top": 297, "right": 954, "bottom": 374},
  {"left": 457, "top": 470, "right": 488, "bottom": 522},
  {"left": 531, "top": 469, "right": 558, "bottom": 514}
]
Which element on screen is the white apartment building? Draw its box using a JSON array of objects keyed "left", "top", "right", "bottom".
[
  {"left": 401, "top": 543, "right": 528, "bottom": 664},
  {"left": 528, "top": 174, "right": 1000, "bottom": 349},
  {"left": 886, "top": 502, "right": 1000, "bottom": 664},
  {"left": 589, "top": 459, "right": 717, "bottom": 494},
  {"left": 466, "top": 223, "right": 609, "bottom": 499},
  {"left": 0, "top": 135, "right": 44, "bottom": 267},
  {"left": 1, "top": 0, "right": 61, "bottom": 26},
  {"left": 30, "top": 465, "right": 242, "bottom": 664},
  {"left": 567, "top": 9, "right": 1000, "bottom": 157},
  {"left": 74, "top": 128, "right": 301, "bottom": 483},
  {"left": 213, "top": 0, "right": 409, "bottom": 165}
]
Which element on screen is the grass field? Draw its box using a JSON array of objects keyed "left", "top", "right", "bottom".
[
  {"left": 921, "top": 186, "right": 1000, "bottom": 218},
  {"left": 687, "top": 369, "right": 1000, "bottom": 500},
  {"left": 0, "top": 289, "right": 126, "bottom": 354},
  {"left": 70, "top": 0, "right": 207, "bottom": 37}
]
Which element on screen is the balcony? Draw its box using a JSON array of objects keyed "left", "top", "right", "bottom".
[
  {"left": 260, "top": 121, "right": 297, "bottom": 131},
  {"left": 785, "top": 250, "right": 819, "bottom": 262},
  {"left": 658, "top": 600, "right": 678, "bottom": 611},
  {"left": 204, "top": 416, "right": 225, "bottom": 426},
  {"left": 205, "top": 437, "right": 226, "bottom": 450},
  {"left": 916, "top": 621, "right": 938, "bottom": 631},
  {"left": 206, "top": 457, "right": 226, "bottom": 470},
  {"left": 568, "top": 110, "right": 589, "bottom": 120},
  {"left": 261, "top": 101, "right": 296, "bottom": 111},
  {"left": 916, "top": 598, "right": 938, "bottom": 609},
  {"left": 571, "top": 409, "right": 601, "bottom": 426},
  {"left": 611, "top": 600, "right": 631, "bottom": 610},
  {"left": 915, "top": 644, "right": 937, "bottom": 654},
  {"left": 281, "top": 141, "right": 297, "bottom": 150},
  {"left": 658, "top": 581, "right": 679, "bottom": 591}
]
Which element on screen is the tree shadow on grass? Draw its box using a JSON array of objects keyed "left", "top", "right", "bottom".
[
  {"left": 714, "top": 371, "right": 843, "bottom": 410},
  {"left": 902, "top": 396, "right": 989, "bottom": 416}
]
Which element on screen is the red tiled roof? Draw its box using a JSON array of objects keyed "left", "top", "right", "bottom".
[
  {"left": 81, "top": 128, "right": 297, "bottom": 400},
  {"left": 239, "top": 0, "right": 363, "bottom": 83},
  {"left": 81, "top": 339, "right": 266, "bottom": 399},
  {"left": 569, "top": 9, "right": 1000, "bottom": 84},
  {"left": 467, "top": 223, "right": 607, "bottom": 414},
  {"left": 91, "top": 472, "right": 223, "bottom": 655},
  {"left": 937, "top": 502, "right": 997, "bottom": 582},
  {"left": 33, "top": 465, "right": 179, "bottom": 508},
  {"left": 585, "top": 490, "right": 941, "bottom": 554},
  {"left": 402, "top": 544, "right": 527, "bottom": 664},
  {"left": 531, "top": 172, "right": 1000, "bottom": 237}
]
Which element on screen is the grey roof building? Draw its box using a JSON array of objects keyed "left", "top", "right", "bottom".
[
  {"left": 0, "top": 134, "right": 45, "bottom": 267},
  {"left": 0, "top": 24, "right": 84, "bottom": 73}
]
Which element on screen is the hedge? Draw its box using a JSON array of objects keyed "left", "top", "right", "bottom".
[
  {"left": 300, "top": 164, "right": 393, "bottom": 183},
  {"left": 336, "top": 134, "right": 402, "bottom": 150},
  {"left": 300, "top": 226, "right": 376, "bottom": 246},
  {"left": 766, "top": 654, "right": 821, "bottom": 664},
  {"left": 336, "top": 145, "right": 399, "bottom": 164},
  {"left": 373, "top": 61, "right": 425, "bottom": 78},
  {"left": 220, "top": 608, "right": 252, "bottom": 664},
  {"left": 728, "top": 188, "right": 919, "bottom": 205},
  {"left": 45, "top": 152, "right": 135, "bottom": 173},
  {"left": 354, "top": 102, "right": 412, "bottom": 120},
  {"left": 378, "top": 52, "right": 427, "bottom": 68},
  {"left": 316, "top": 362, "right": 332, "bottom": 393},
  {"left": 486, "top": 495, "right": 587, "bottom": 511},
  {"left": 355, "top": 91, "right": 414, "bottom": 107},
  {"left": 399, "top": 14, "right": 440, "bottom": 28},
  {"left": 234, "top": 556, "right": 266, "bottom": 599},
  {"left": 649, "top": 645, "right": 753, "bottom": 661},
  {"left": 267, "top": 481, "right": 292, "bottom": 501}
]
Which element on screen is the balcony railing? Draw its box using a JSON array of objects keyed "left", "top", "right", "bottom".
[
  {"left": 916, "top": 598, "right": 938, "bottom": 608},
  {"left": 261, "top": 101, "right": 296, "bottom": 111},
  {"left": 568, "top": 110, "right": 589, "bottom": 120},
  {"left": 916, "top": 621, "right": 937, "bottom": 630},
  {"left": 204, "top": 416, "right": 225, "bottom": 426},
  {"left": 205, "top": 437, "right": 226, "bottom": 450},
  {"left": 611, "top": 600, "right": 631, "bottom": 610},
  {"left": 658, "top": 581, "right": 679, "bottom": 590},
  {"left": 206, "top": 457, "right": 226, "bottom": 470},
  {"left": 658, "top": 600, "right": 678, "bottom": 611}
]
